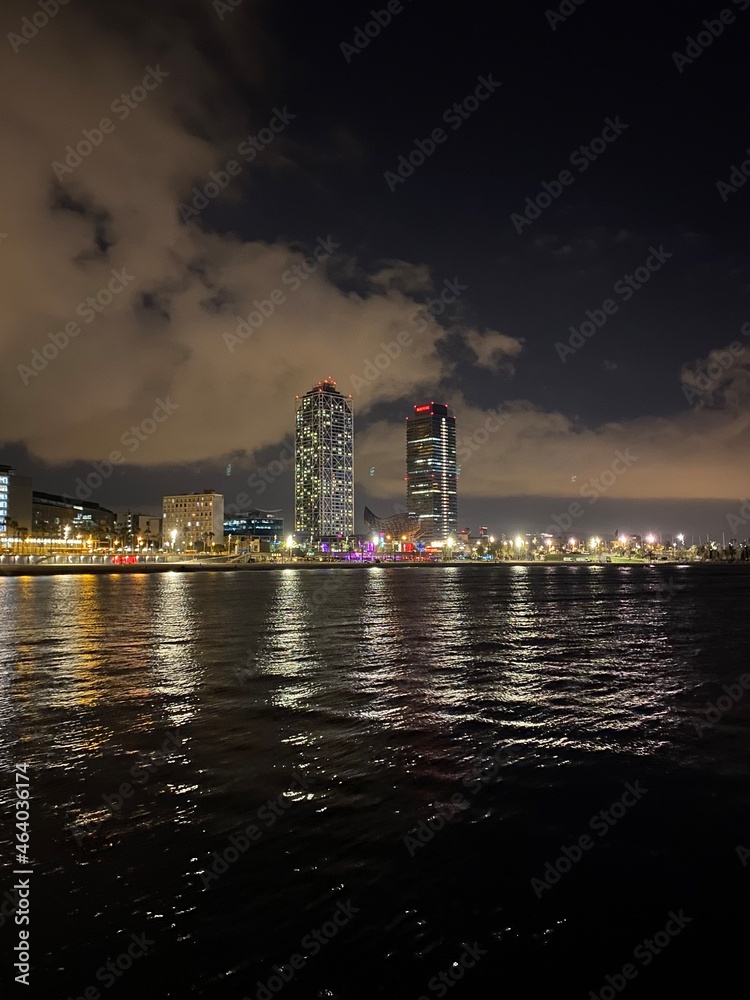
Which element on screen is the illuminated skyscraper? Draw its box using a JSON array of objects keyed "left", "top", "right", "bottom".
[
  {"left": 406, "top": 402, "right": 458, "bottom": 542},
  {"left": 295, "top": 378, "right": 354, "bottom": 540}
]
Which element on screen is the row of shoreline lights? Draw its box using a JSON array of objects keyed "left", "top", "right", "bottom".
[
  {"left": 443, "top": 534, "right": 689, "bottom": 553},
  {"left": 2, "top": 524, "right": 159, "bottom": 548},
  {"left": 504, "top": 534, "right": 688, "bottom": 551},
  {"left": 279, "top": 533, "right": 689, "bottom": 553},
  {"left": 3, "top": 530, "right": 691, "bottom": 550}
]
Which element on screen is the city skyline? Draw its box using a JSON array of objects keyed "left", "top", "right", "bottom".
[{"left": 3, "top": 379, "right": 749, "bottom": 541}]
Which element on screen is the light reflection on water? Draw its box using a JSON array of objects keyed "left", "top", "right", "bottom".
[{"left": 0, "top": 564, "right": 748, "bottom": 998}]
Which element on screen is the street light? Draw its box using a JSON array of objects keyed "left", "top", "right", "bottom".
[{"left": 286, "top": 534, "right": 294, "bottom": 560}]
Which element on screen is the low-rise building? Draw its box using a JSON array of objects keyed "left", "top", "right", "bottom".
[
  {"left": 163, "top": 491, "right": 224, "bottom": 551},
  {"left": 224, "top": 510, "right": 284, "bottom": 542},
  {"left": 116, "top": 512, "right": 162, "bottom": 546},
  {"left": 33, "top": 491, "right": 115, "bottom": 535}
]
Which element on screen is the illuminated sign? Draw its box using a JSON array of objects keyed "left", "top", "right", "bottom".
[{"left": 415, "top": 405, "right": 431, "bottom": 413}]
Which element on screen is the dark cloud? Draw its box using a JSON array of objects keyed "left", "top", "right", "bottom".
[{"left": 0, "top": 0, "right": 514, "bottom": 469}]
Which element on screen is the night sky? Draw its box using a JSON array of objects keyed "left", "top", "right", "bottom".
[{"left": 2, "top": 0, "right": 749, "bottom": 537}]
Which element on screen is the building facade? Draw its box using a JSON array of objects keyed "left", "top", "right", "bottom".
[
  {"left": 32, "top": 491, "right": 115, "bottom": 535},
  {"left": 295, "top": 379, "right": 354, "bottom": 540},
  {"left": 406, "top": 402, "right": 458, "bottom": 542},
  {"left": 162, "top": 491, "right": 224, "bottom": 551},
  {"left": 224, "top": 510, "right": 284, "bottom": 541},
  {"left": 0, "top": 466, "right": 33, "bottom": 534},
  {"left": 116, "top": 513, "right": 162, "bottom": 546}
]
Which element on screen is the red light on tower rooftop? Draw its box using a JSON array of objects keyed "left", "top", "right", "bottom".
[{"left": 414, "top": 402, "right": 449, "bottom": 414}]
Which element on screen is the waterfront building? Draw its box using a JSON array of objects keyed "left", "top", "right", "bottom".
[
  {"left": 295, "top": 378, "right": 354, "bottom": 540},
  {"left": 32, "top": 491, "right": 115, "bottom": 534},
  {"left": 224, "top": 510, "right": 284, "bottom": 541},
  {"left": 0, "top": 465, "right": 33, "bottom": 534},
  {"left": 406, "top": 402, "right": 458, "bottom": 543},
  {"left": 116, "top": 512, "right": 162, "bottom": 547},
  {"left": 134, "top": 514, "right": 161, "bottom": 540},
  {"left": 162, "top": 491, "right": 224, "bottom": 551}
]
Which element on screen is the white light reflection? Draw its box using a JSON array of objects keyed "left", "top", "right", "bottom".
[
  {"left": 149, "top": 575, "right": 203, "bottom": 726},
  {"left": 254, "top": 571, "right": 325, "bottom": 712}
]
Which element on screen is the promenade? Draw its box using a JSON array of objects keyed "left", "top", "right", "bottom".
[{"left": 0, "top": 557, "right": 701, "bottom": 576}]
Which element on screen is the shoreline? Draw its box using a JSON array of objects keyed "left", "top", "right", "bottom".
[{"left": 0, "top": 559, "right": 733, "bottom": 577}]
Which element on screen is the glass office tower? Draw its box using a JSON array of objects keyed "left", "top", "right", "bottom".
[
  {"left": 406, "top": 402, "right": 458, "bottom": 542},
  {"left": 295, "top": 379, "right": 354, "bottom": 540}
]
